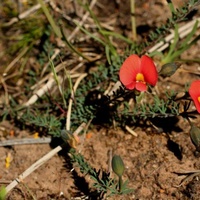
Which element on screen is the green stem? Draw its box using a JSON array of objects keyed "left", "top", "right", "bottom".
[{"left": 119, "top": 175, "right": 123, "bottom": 192}]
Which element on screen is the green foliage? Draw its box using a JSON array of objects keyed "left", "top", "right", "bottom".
[
  {"left": 1, "top": 104, "right": 63, "bottom": 137},
  {"left": 5, "top": 18, "right": 45, "bottom": 55},
  {"left": 69, "top": 149, "right": 133, "bottom": 197},
  {"left": 118, "top": 91, "right": 181, "bottom": 126},
  {"left": 1, "top": 0, "right": 18, "bottom": 17},
  {"left": 19, "top": 109, "right": 62, "bottom": 137},
  {"left": 70, "top": 56, "right": 123, "bottom": 126},
  {"left": 3, "top": 0, "right": 197, "bottom": 133},
  {"left": 1, "top": 0, "right": 200, "bottom": 197},
  {"left": 37, "top": 37, "right": 55, "bottom": 66}
]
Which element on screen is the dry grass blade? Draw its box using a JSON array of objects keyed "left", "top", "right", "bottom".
[
  {"left": 66, "top": 73, "right": 87, "bottom": 131},
  {"left": 125, "top": 125, "right": 138, "bottom": 137},
  {"left": 3, "top": 0, "right": 50, "bottom": 26},
  {"left": 31, "top": 61, "right": 84, "bottom": 91},
  {"left": 174, "top": 170, "right": 200, "bottom": 187},
  {"left": 148, "top": 17, "right": 200, "bottom": 53},
  {"left": 40, "top": 48, "right": 61, "bottom": 77},
  {"left": 4, "top": 46, "right": 29, "bottom": 74},
  {"left": 23, "top": 75, "right": 63, "bottom": 107},
  {"left": 67, "top": 0, "right": 97, "bottom": 41}
]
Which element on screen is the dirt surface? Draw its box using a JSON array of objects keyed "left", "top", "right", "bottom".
[{"left": 1, "top": 0, "right": 200, "bottom": 200}]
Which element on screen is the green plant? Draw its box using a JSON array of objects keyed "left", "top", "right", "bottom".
[
  {"left": 69, "top": 149, "right": 133, "bottom": 197},
  {"left": 1, "top": 0, "right": 200, "bottom": 198},
  {"left": 136, "top": 0, "right": 200, "bottom": 55}
]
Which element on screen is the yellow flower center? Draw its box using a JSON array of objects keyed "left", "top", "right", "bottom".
[
  {"left": 136, "top": 73, "right": 145, "bottom": 83},
  {"left": 198, "top": 96, "right": 200, "bottom": 103}
]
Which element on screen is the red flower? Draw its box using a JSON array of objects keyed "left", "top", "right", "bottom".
[
  {"left": 119, "top": 54, "right": 158, "bottom": 91},
  {"left": 189, "top": 80, "right": 200, "bottom": 113}
]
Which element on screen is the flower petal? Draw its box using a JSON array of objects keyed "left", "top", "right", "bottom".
[
  {"left": 119, "top": 54, "right": 141, "bottom": 89},
  {"left": 135, "top": 82, "right": 147, "bottom": 91},
  {"left": 125, "top": 82, "right": 136, "bottom": 90},
  {"left": 140, "top": 55, "right": 158, "bottom": 86},
  {"left": 189, "top": 80, "right": 200, "bottom": 113}
]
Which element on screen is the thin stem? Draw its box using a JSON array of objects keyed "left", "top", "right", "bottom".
[
  {"left": 37, "top": 0, "right": 62, "bottom": 38},
  {"left": 118, "top": 175, "right": 123, "bottom": 192},
  {"left": 66, "top": 73, "right": 87, "bottom": 130}
]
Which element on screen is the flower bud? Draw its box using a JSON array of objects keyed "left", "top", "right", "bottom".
[
  {"left": 61, "top": 130, "right": 72, "bottom": 141},
  {"left": 112, "top": 155, "right": 125, "bottom": 177},
  {"left": 190, "top": 124, "right": 200, "bottom": 150},
  {"left": 61, "top": 130, "right": 79, "bottom": 148},
  {"left": 159, "top": 62, "right": 181, "bottom": 78}
]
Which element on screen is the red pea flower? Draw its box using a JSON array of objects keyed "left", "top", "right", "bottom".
[
  {"left": 119, "top": 54, "right": 158, "bottom": 91},
  {"left": 189, "top": 80, "right": 200, "bottom": 113}
]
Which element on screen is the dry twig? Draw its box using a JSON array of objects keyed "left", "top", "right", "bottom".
[
  {"left": 5, "top": 123, "right": 86, "bottom": 194},
  {"left": 0, "top": 138, "right": 51, "bottom": 147}
]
